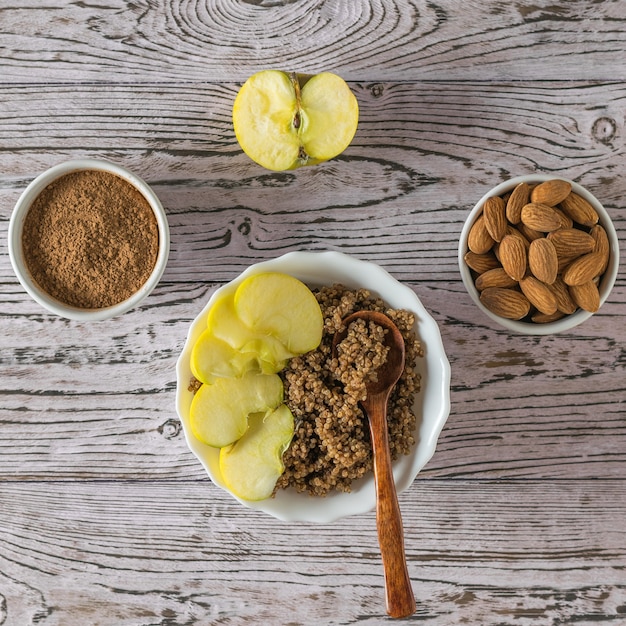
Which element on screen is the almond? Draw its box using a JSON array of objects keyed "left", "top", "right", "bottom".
[
  {"left": 546, "top": 228, "right": 595, "bottom": 258},
  {"left": 468, "top": 214, "right": 495, "bottom": 254},
  {"left": 530, "top": 179, "right": 571, "bottom": 206},
  {"left": 464, "top": 251, "right": 500, "bottom": 274},
  {"left": 569, "top": 281, "right": 600, "bottom": 312},
  {"left": 559, "top": 192, "right": 599, "bottom": 227},
  {"left": 548, "top": 277, "right": 578, "bottom": 315},
  {"left": 528, "top": 237, "right": 558, "bottom": 284},
  {"left": 562, "top": 252, "right": 605, "bottom": 286},
  {"left": 519, "top": 276, "right": 558, "bottom": 315},
  {"left": 557, "top": 252, "right": 583, "bottom": 274},
  {"left": 520, "top": 203, "right": 563, "bottom": 232},
  {"left": 553, "top": 206, "right": 573, "bottom": 229},
  {"left": 506, "top": 182, "right": 530, "bottom": 224},
  {"left": 517, "top": 222, "right": 544, "bottom": 242},
  {"left": 482, "top": 196, "right": 507, "bottom": 242},
  {"left": 504, "top": 224, "right": 530, "bottom": 249},
  {"left": 475, "top": 267, "right": 519, "bottom": 291},
  {"left": 531, "top": 310, "right": 566, "bottom": 324},
  {"left": 480, "top": 287, "right": 531, "bottom": 320},
  {"left": 589, "top": 224, "right": 610, "bottom": 275},
  {"left": 498, "top": 234, "right": 527, "bottom": 281}
]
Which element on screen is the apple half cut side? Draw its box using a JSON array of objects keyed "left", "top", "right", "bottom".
[{"left": 232, "top": 70, "right": 359, "bottom": 171}]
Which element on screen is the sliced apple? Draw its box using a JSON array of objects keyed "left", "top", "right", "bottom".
[
  {"left": 187, "top": 273, "right": 323, "bottom": 499},
  {"left": 207, "top": 289, "right": 295, "bottom": 363},
  {"left": 234, "top": 272, "right": 323, "bottom": 355},
  {"left": 190, "top": 328, "right": 290, "bottom": 383},
  {"left": 189, "top": 372, "right": 284, "bottom": 448},
  {"left": 190, "top": 329, "right": 269, "bottom": 384},
  {"left": 232, "top": 70, "right": 359, "bottom": 171},
  {"left": 219, "top": 404, "right": 294, "bottom": 501},
  {"left": 206, "top": 289, "right": 254, "bottom": 347}
]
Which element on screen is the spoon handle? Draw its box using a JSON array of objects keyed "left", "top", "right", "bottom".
[{"left": 368, "top": 393, "right": 416, "bottom": 619}]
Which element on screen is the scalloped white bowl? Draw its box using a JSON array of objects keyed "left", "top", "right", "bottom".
[{"left": 175, "top": 251, "right": 451, "bottom": 523}]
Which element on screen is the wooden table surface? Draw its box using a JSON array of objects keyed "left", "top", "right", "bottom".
[{"left": 1, "top": 1, "right": 625, "bottom": 624}]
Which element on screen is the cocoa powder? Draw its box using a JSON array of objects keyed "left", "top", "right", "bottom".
[{"left": 21, "top": 169, "right": 159, "bottom": 309}]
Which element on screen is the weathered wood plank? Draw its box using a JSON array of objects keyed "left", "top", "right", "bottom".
[
  {"left": 0, "top": 82, "right": 623, "bottom": 181},
  {"left": 0, "top": 480, "right": 624, "bottom": 625},
  {"left": 1, "top": 82, "right": 624, "bottom": 286},
  {"left": 0, "top": 279, "right": 624, "bottom": 481},
  {"left": 1, "top": 0, "right": 625, "bottom": 83},
  {"left": 1, "top": 2, "right": 625, "bottom": 624}
]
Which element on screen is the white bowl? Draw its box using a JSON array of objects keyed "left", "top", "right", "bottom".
[
  {"left": 8, "top": 159, "right": 170, "bottom": 321},
  {"left": 459, "top": 175, "right": 620, "bottom": 334},
  {"left": 175, "top": 251, "right": 451, "bottom": 523}
]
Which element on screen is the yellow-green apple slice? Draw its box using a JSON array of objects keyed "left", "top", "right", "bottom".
[
  {"left": 219, "top": 404, "right": 294, "bottom": 501},
  {"left": 234, "top": 272, "right": 323, "bottom": 354},
  {"left": 232, "top": 70, "right": 359, "bottom": 171},
  {"left": 190, "top": 330, "right": 249, "bottom": 384},
  {"left": 190, "top": 329, "right": 290, "bottom": 383},
  {"left": 207, "top": 290, "right": 295, "bottom": 364},
  {"left": 189, "top": 372, "right": 283, "bottom": 448}
]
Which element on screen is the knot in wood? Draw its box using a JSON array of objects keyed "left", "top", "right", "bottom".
[
  {"left": 370, "top": 83, "right": 384, "bottom": 98},
  {"left": 237, "top": 217, "right": 251, "bottom": 236},
  {"left": 592, "top": 116, "right": 617, "bottom": 145},
  {"left": 158, "top": 418, "right": 182, "bottom": 440}
]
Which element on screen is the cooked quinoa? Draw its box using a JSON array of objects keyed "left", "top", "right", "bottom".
[{"left": 276, "top": 284, "right": 423, "bottom": 497}]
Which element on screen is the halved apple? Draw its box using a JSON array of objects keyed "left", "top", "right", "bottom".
[
  {"left": 232, "top": 70, "right": 359, "bottom": 171},
  {"left": 189, "top": 372, "right": 284, "bottom": 448},
  {"left": 219, "top": 404, "right": 295, "bottom": 501}
]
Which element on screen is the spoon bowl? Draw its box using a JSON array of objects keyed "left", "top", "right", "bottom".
[{"left": 333, "top": 311, "right": 416, "bottom": 619}]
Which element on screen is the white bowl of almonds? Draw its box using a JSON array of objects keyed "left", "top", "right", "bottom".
[{"left": 459, "top": 175, "right": 619, "bottom": 334}]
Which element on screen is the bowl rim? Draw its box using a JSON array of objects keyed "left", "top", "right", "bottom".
[
  {"left": 8, "top": 158, "right": 170, "bottom": 321},
  {"left": 175, "top": 250, "right": 452, "bottom": 523},
  {"left": 458, "top": 174, "right": 620, "bottom": 335}
]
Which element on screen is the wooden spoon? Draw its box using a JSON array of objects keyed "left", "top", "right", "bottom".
[{"left": 332, "top": 311, "right": 416, "bottom": 619}]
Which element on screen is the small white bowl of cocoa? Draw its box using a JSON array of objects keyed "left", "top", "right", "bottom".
[
  {"left": 459, "top": 175, "right": 619, "bottom": 334},
  {"left": 8, "top": 159, "right": 170, "bottom": 321}
]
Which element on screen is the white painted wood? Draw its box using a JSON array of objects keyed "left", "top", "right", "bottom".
[
  {"left": 1, "top": 0, "right": 625, "bottom": 623},
  {"left": 1, "top": 0, "right": 625, "bottom": 82},
  {"left": 1, "top": 481, "right": 625, "bottom": 625}
]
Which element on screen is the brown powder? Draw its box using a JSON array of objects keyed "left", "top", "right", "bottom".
[{"left": 21, "top": 169, "right": 159, "bottom": 309}]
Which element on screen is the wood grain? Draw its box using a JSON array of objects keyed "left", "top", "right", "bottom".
[
  {"left": 1, "top": 480, "right": 625, "bottom": 625},
  {"left": 0, "top": 279, "right": 624, "bottom": 485},
  {"left": 0, "top": 82, "right": 623, "bottom": 288},
  {"left": 1, "top": 0, "right": 625, "bottom": 623},
  {"left": 1, "top": 0, "right": 625, "bottom": 82}
]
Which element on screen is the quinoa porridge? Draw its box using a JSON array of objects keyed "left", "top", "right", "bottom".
[{"left": 276, "top": 284, "right": 423, "bottom": 497}]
